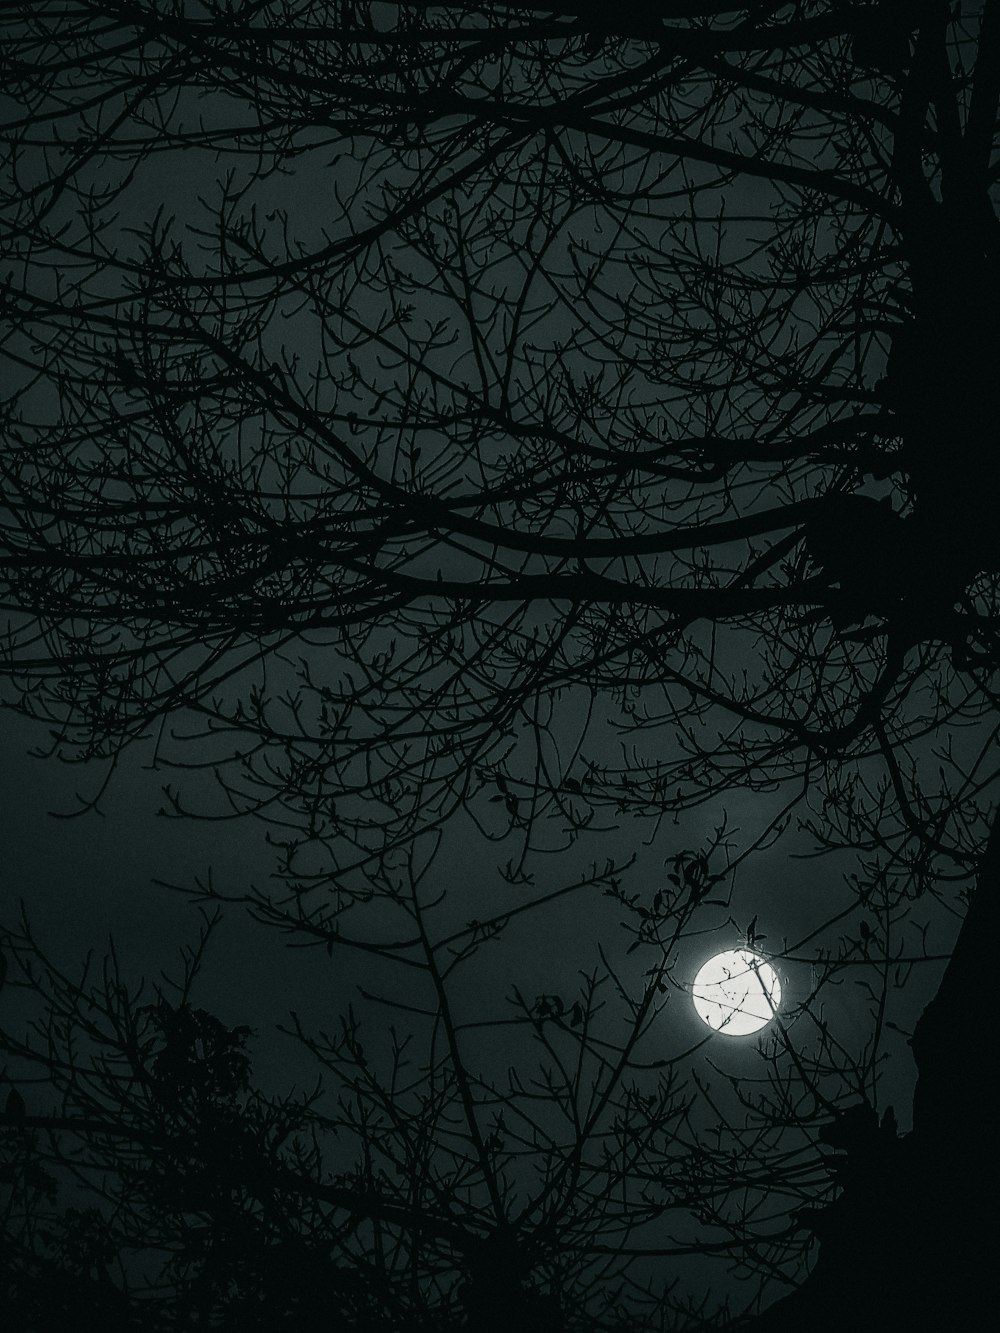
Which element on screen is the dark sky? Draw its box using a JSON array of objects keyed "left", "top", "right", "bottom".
[
  {"left": 0, "top": 17, "right": 978, "bottom": 1319},
  {"left": 1, "top": 684, "right": 961, "bottom": 1327},
  {"left": 0, "top": 708, "right": 344, "bottom": 1092},
  {"left": 1, "top": 697, "right": 949, "bottom": 1125}
]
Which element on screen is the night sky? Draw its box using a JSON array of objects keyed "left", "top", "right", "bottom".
[{"left": 2, "top": 6, "right": 994, "bottom": 1329}]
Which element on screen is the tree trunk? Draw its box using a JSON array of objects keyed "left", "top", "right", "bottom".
[{"left": 730, "top": 814, "right": 1000, "bottom": 1331}]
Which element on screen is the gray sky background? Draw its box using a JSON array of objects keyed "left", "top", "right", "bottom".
[
  {"left": 0, "top": 25, "right": 978, "bottom": 1317},
  {"left": 1, "top": 700, "right": 950, "bottom": 1125}
]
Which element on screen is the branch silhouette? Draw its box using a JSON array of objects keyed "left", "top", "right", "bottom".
[{"left": 2, "top": 2, "right": 999, "bottom": 1328}]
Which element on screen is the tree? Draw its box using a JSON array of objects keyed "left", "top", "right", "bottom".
[
  {"left": 2, "top": 1, "right": 998, "bottom": 1327},
  {"left": 0, "top": 885, "right": 855, "bottom": 1330}
]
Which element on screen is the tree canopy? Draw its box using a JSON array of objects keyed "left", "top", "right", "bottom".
[
  {"left": 2, "top": 2, "right": 999, "bottom": 1328},
  {"left": 4, "top": 1, "right": 999, "bottom": 870}
]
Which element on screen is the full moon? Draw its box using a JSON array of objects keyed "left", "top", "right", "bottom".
[{"left": 692, "top": 949, "right": 781, "bottom": 1035}]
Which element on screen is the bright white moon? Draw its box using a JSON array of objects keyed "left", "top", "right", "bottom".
[{"left": 692, "top": 949, "right": 781, "bottom": 1035}]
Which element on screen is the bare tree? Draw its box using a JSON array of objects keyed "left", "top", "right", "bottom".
[
  {"left": 3, "top": 1, "right": 998, "bottom": 865},
  {"left": 1, "top": 843, "right": 897, "bottom": 1332},
  {"left": 2, "top": 1, "right": 999, "bottom": 1327}
]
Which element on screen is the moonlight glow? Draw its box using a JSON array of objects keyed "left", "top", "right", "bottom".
[{"left": 692, "top": 949, "right": 781, "bottom": 1035}]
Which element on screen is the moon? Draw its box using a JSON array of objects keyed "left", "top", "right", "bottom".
[{"left": 692, "top": 949, "right": 781, "bottom": 1035}]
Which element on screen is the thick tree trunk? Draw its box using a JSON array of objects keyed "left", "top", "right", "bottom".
[{"left": 729, "top": 813, "right": 999, "bottom": 1332}]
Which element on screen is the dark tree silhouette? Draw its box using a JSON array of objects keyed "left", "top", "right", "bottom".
[
  {"left": 0, "top": 886, "right": 846, "bottom": 1331},
  {"left": 5, "top": 0, "right": 1000, "bottom": 867},
  {"left": 2, "top": 2, "right": 999, "bottom": 1329}
]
